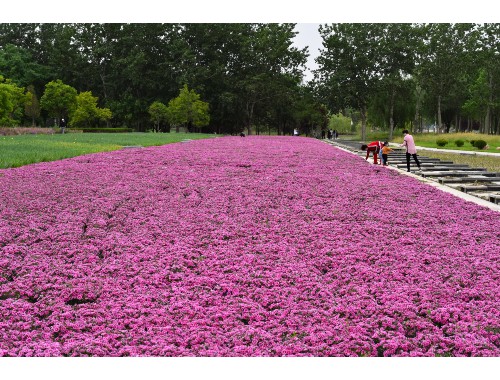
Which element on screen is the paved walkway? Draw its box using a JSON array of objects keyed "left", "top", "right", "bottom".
[{"left": 325, "top": 140, "right": 500, "bottom": 213}]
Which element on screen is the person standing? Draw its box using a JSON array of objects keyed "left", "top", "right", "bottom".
[
  {"left": 401, "top": 130, "right": 421, "bottom": 172},
  {"left": 60, "top": 118, "right": 67, "bottom": 134}
]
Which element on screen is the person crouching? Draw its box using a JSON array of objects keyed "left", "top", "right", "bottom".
[{"left": 361, "top": 141, "right": 384, "bottom": 165}]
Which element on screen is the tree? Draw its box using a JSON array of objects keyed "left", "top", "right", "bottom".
[
  {"left": 377, "top": 24, "right": 417, "bottom": 139},
  {"left": 24, "top": 85, "right": 41, "bottom": 126},
  {"left": 40, "top": 79, "right": 77, "bottom": 125},
  {"left": 148, "top": 101, "right": 169, "bottom": 132},
  {"left": 70, "top": 91, "right": 112, "bottom": 128},
  {"left": 0, "top": 44, "right": 50, "bottom": 90},
  {"left": 316, "top": 24, "right": 384, "bottom": 141},
  {"left": 166, "top": 85, "right": 210, "bottom": 133},
  {"left": 418, "top": 24, "right": 475, "bottom": 132},
  {"left": 0, "top": 75, "right": 28, "bottom": 126},
  {"left": 470, "top": 24, "right": 500, "bottom": 134}
]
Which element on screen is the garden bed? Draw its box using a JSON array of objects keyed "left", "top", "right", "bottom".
[{"left": 0, "top": 136, "right": 498, "bottom": 356}]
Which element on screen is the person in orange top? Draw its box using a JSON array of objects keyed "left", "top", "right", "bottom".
[{"left": 381, "top": 142, "right": 393, "bottom": 166}]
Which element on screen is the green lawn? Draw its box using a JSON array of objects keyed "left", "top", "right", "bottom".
[{"left": 0, "top": 132, "right": 218, "bottom": 169}]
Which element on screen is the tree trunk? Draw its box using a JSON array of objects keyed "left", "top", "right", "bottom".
[
  {"left": 360, "top": 105, "right": 367, "bottom": 141},
  {"left": 413, "top": 100, "right": 420, "bottom": 133},
  {"left": 245, "top": 101, "right": 255, "bottom": 136},
  {"left": 389, "top": 88, "right": 395, "bottom": 140},
  {"left": 437, "top": 95, "right": 442, "bottom": 133}
]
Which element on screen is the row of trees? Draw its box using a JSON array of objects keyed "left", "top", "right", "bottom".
[
  {"left": 1, "top": 23, "right": 499, "bottom": 137},
  {"left": 0, "top": 23, "right": 328, "bottom": 135},
  {"left": 314, "top": 23, "right": 500, "bottom": 139},
  {"left": 0, "top": 76, "right": 112, "bottom": 128}
]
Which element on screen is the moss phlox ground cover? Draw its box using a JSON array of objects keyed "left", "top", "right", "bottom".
[{"left": 0, "top": 136, "right": 499, "bottom": 356}]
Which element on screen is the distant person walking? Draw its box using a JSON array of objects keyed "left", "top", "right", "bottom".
[
  {"left": 401, "top": 130, "right": 421, "bottom": 172},
  {"left": 60, "top": 118, "right": 67, "bottom": 134}
]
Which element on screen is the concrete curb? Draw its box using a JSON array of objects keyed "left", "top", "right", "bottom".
[{"left": 323, "top": 140, "right": 500, "bottom": 213}]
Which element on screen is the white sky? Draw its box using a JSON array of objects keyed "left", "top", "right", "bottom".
[{"left": 292, "top": 23, "right": 322, "bottom": 83}]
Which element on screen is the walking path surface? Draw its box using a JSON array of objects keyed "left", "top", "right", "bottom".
[{"left": 324, "top": 139, "right": 500, "bottom": 212}]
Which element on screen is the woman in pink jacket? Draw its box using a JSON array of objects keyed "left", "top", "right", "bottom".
[{"left": 401, "top": 129, "right": 421, "bottom": 172}]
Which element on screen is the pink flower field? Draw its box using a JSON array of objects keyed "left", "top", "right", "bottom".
[{"left": 0, "top": 136, "right": 499, "bottom": 357}]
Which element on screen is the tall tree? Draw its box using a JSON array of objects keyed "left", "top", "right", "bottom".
[
  {"left": 70, "top": 91, "right": 112, "bottom": 128},
  {"left": 315, "top": 23, "right": 384, "bottom": 141},
  {"left": 40, "top": 79, "right": 77, "bottom": 125},
  {"left": 24, "top": 85, "right": 41, "bottom": 126},
  {"left": 0, "top": 75, "right": 28, "bottom": 126},
  {"left": 418, "top": 23, "right": 474, "bottom": 132},
  {"left": 166, "top": 84, "right": 210, "bottom": 133}
]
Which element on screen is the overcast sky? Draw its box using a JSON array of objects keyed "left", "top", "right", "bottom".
[{"left": 292, "top": 24, "right": 322, "bottom": 83}]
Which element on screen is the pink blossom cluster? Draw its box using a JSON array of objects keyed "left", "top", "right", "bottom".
[{"left": 0, "top": 136, "right": 499, "bottom": 356}]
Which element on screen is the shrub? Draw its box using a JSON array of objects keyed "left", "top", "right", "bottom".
[
  {"left": 470, "top": 140, "right": 476, "bottom": 146},
  {"left": 454, "top": 139, "right": 465, "bottom": 147},
  {"left": 0, "top": 127, "right": 54, "bottom": 136},
  {"left": 436, "top": 139, "right": 448, "bottom": 147},
  {"left": 473, "top": 140, "right": 487, "bottom": 150},
  {"left": 79, "top": 128, "right": 134, "bottom": 133}
]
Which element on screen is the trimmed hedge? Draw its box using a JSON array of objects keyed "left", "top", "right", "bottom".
[
  {"left": 68, "top": 128, "right": 135, "bottom": 133},
  {"left": 436, "top": 138, "right": 448, "bottom": 147},
  {"left": 473, "top": 140, "right": 487, "bottom": 149}
]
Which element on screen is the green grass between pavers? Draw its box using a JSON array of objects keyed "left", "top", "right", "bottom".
[
  {"left": 0, "top": 132, "right": 218, "bottom": 169},
  {"left": 417, "top": 151, "right": 500, "bottom": 173},
  {"left": 353, "top": 132, "right": 500, "bottom": 152}
]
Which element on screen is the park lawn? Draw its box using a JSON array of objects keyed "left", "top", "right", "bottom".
[
  {"left": 392, "top": 132, "right": 500, "bottom": 152},
  {"left": 0, "top": 132, "right": 217, "bottom": 169}
]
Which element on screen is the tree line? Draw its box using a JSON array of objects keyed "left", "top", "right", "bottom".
[
  {"left": 0, "top": 23, "right": 326, "bottom": 135},
  {"left": 314, "top": 23, "right": 500, "bottom": 139},
  {"left": 0, "top": 23, "right": 499, "bottom": 137}
]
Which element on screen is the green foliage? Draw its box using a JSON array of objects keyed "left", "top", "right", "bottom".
[
  {"left": 24, "top": 85, "right": 41, "bottom": 126},
  {"left": 70, "top": 91, "right": 112, "bottom": 128},
  {"left": 328, "top": 113, "right": 351, "bottom": 134},
  {"left": 436, "top": 138, "right": 448, "bottom": 147},
  {"left": 148, "top": 101, "right": 169, "bottom": 132},
  {"left": 454, "top": 139, "right": 465, "bottom": 147},
  {"left": 0, "top": 44, "right": 50, "bottom": 89},
  {"left": 40, "top": 79, "right": 77, "bottom": 120},
  {"left": 166, "top": 85, "right": 210, "bottom": 131},
  {"left": 473, "top": 139, "right": 487, "bottom": 149},
  {"left": 75, "top": 128, "right": 133, "bottom": 133},
  {"left": 0, "top": 75, "right": 28, "bottom": 126}
]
